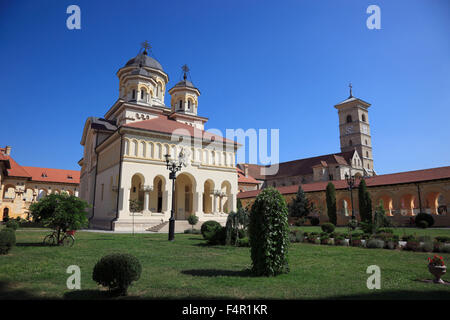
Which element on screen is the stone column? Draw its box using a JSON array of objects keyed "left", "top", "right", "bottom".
[{"left": 144, "top": 191, "right": 150, "bottom": 213}]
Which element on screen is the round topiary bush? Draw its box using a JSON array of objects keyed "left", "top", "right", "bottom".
[
  {"left": 417, "top": 220, "right": 428, "bottom": 229},
  {"left": 0, "top": 228, "right": 16, "bottom": 254},
  {"left": 415, "top": 212, "right": 434, "bottom": 228},
  {"left": 187, "top": 214, "right": 199, "bottom": 229},
  {"left": 249, "top": 187, "right": 289, "bottom": 276},
  {"left": 204, "top": 226, "right": 227, "bottom": 245},
  {"left": 5, "top": 220, "right": 19, "bottom": 231},
  {"left": 310, "top": 216, "right": 320, "bottom": 226},
  {"left": 92, "top": 253, "right": 142, "bottom": 296},
  {"left": 321, "top": 222, "right": 335, "bottom": 233},
  {"left": 200, "top": 220, "right": 221, "bottom": 239}
]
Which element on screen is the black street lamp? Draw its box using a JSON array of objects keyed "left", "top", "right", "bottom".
[
  {"left": 345, "top": 171, "right": 357, "bottom": 221},
  {"left": 164, "top": 150, "right": 187, "bottom": 241}
]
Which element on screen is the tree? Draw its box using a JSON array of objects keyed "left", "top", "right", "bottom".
[
  {"left": 187, "top": 214, "right": 199, "bottom": 230},
  {"left": 326, "top": 182, "right": 337, "bottom": 225},
  {"left": 249, "top": 187, "right": 289, "bottom": 276},
  {"left": 237, "top": 198, "right": 243, "bottom": 210},
  {"left": 373, "top": 200, "right": 391, "bottom": 230},
  {"left": 288, "top": 185, "right": 313, "bottom": 218},
  {"left": 358, "top": 178, "right": 372, "bottom": 223},
  {"left": 29, "top": 193, "right": 89, "bottom": 244}
]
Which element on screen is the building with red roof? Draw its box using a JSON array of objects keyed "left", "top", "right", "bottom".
[
  {"left": 79, "top": 45, "right": 240, "bottom": 231},
  {"left": 0, "top": 146, "right": 80, "bottom": 221}
]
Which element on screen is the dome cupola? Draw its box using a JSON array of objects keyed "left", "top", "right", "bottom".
[{"left": 168, "top": 65, "right": 200, "bottom": 115}]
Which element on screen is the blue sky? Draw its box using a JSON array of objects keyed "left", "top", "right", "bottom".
[{"left": 0, "top": 0, "right": 449, "bottom": 175}]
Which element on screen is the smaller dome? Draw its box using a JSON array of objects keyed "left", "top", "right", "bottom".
[{"left": 125, "top": 52, "right": 164, "bottom": 71}]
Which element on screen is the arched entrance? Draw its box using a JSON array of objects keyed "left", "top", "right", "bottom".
[
  {"left": 129, "top": 173, "right": 145, "bottom": 212},
  {"left": 150, "top": 176, "right": 165, "bottom": 213},
  {"left": 175, "top": 173, "right": 195, "bottom": 220},
  {"left": 399, "top": 194, "right": 417, "bottom": 216},
  {"left": 220, "top": 181, "right": 232, "bottom": 213},
  {"left": 203, "top": 180, "right": 214, "bottom": 213},
  {"left": 2, "top": 207, "right": 10, "bottom": 221}
]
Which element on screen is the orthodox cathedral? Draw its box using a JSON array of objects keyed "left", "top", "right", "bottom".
[{"left": 79, "top": 43, "right": 239, "bottom": 231}]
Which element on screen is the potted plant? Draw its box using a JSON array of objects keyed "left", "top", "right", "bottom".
[
  {"left": 427, "top": 255, "right": 447, "bottom": 284},
  {"left": 334, "top": 234, "right": 345, "bottom": 246},
  {"left": 320, "top": 234, "right": 330, "bottom": 245},
  {"left": 351, "top": 235, "right": 362, "bottom": 247},
  {"left": 406, "top": 235, "right": 420, "bottom": 251}
]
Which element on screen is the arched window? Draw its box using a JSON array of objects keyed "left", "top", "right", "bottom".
[
  {"left": 179, "top": 100, "right": 183, "bottom": 109},
  {"left": 366, "top": 151, "right": 369, "bottom": 157},
  {"left": 188, "top": 100, "right": 191, "bottom": 110},
  {"left": 346, "top": 115, "right": 352, "bottom": 123},
  {"left": 141, "top": 89, "right": 145, "bottom": 100},
  {"left": 362, "top": 114, "right": 366, "bottom": 122},
  {"left": 132, "top": 90, "right": 136, "bottom": 100},
  {"left": 365, "top": 139, "right": 368, "bottom": 145},
  {"left": 349, "top": 140, "right": 353, "bottom": 146}
]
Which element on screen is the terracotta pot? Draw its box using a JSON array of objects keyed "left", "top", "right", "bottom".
[
  {"left": 321, "top": 239, "right": 329, "bottom": 245},
  {"left": 428, "top": 264, "right": 447, "bottom": 284},
  {"left": 406, "top": 241, "right": 419, "bottom": 251},
  {"left": 351, "top": 239, "right": 361, "bottom": 247}
]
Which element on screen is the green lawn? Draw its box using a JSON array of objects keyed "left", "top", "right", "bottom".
[{"left": 0, "top": 228, "right": 450, "bottom": 299}]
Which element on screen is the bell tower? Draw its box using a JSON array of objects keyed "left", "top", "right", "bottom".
[
  {"left": 334, "top": 84, "right": 374, "bottom": 176},
  {"left": 168, "top": 65, "right": 200, "bottom": 115}
]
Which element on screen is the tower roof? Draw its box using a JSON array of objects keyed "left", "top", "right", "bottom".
[{"left": 124, "top": 52, "right": 164, "bottom": 71}]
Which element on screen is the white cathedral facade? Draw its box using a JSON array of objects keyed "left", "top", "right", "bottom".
[{"left": 79, "top": 45, "right": 239, "bottom": 231}]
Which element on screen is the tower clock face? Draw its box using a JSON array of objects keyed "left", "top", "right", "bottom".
[{"left": 345, "top": 126, "right": 353, "bottom": 134}]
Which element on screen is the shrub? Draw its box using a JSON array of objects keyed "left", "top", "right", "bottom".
[
  {"left": 0, "top": 228, "right": 16, "bottom": 254},
  {"left": 422, "top": 241, "right": 434, "bottom": 252},
  {"left": 417, "top": 220, "right": 428, "bottom": 229},
  {"left": 405, "top": 237, "right": 420, "bottom": 251},
  {"left": 366, "top": 239, "right": 385, "bottom": 249},
  {"left": 321, "top": 222, "right": 335, "bottom": 234},
  {"left": 237, "top": 237, "right": 250, "bottom": 247},
  {"left": 289, "top": 230, "right": 304, "bottom": 243},
  {"left": 200, "top": 220, "right": 221, "bottom": 239},
  {"left": 92, "top": 253, "right": 142, "bottom": 296},
  {"left": 385, "top": 239, "right": 398, "bottom": 250},
  {"left": 205, "top": 226, "right": 227, "bottom": 245},
  {"left": 310, "top": 216, "right": 320, "bottom": 226},
  {"left": 415, "top": 212, "right": 434, "bottom": 228},
  {"left": 435, "top": 236, "right": 450, "bottom": 243},
  {"left": 376, "top": 228, "right": 394, "bottom": 234},
  {"left": 320, "top": 234, "right": 330, "bottom": 244},
  {"left": 440, "top": 243, "right": 450, "bottom": 253},
  {"left": 249, "top": 187, "right": 289, "bottom": 276},
  {"left": 294, "top": 217, "right": 306, "bottom": 226},
  {"left": 5, "top": 220, "right": 19, "bottom": 230}
]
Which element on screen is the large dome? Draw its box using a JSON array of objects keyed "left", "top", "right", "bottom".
[{"left": 124, "top": 52, "right": 164, "bottom": 71}]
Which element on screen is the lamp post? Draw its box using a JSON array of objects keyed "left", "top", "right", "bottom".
[
  {"left": 164, "top": 150, "right": 187, "bottom": 241},
  {"left": 345, "top": 171, "right": 359, "bottom": 243}
]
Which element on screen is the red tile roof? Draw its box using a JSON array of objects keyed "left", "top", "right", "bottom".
[
  {"left": 22, "top": 167, "right": 80, "bottom": 184},
  {"left": 1, "top": 149, "right": 80, "bottom": 184},
  {"left": 238, "top": 151, "right": 356, "bottom": 181},
  {"left": 237, "top": 167, "right": 259, "bottom": 184},
  {"left": 237, "top": 166, "right": 450, "bottom": 199},
  {"left": 124, "top": 116, "right": 239, "bottom": 145}
]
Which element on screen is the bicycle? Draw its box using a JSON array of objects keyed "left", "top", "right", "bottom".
[{"left": 43, "top": 229, "right": 75, "bottom": 247}]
